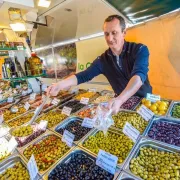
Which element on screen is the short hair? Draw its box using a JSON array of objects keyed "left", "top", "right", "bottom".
[{"left": 104, "top": 15, "right": 126, "bottom": 32}]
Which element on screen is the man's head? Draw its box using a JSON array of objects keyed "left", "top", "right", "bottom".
[{"left": 103, "top": 15, "right": 126, "bottom": 53}]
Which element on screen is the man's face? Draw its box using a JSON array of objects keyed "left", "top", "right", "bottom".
[{"left": 103, "top": 18, "right": 126, "bottom": 51}]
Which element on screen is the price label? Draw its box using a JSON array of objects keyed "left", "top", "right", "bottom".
[
  {"left": 137, "top": 104, "right": 154, "bottom": 121},
  {"left": 62, "top": 106, "right": 72, "bottom": 116},
  {"left": 24, "top": 102, "right": 30, "bottom": 111},
  {"left": 7, "top": 97, "right": 13, "bottom": 102},
  {"left": 80, "top": 97, "right": 89, "bottom": 105},
  {"left": 16, "top": 85, "right": 21, "bottom": 89},
  {"left": 7, "top": 136, "right": 18, "bottom": 153},
  {"left": 22, "top": 90, "right": 28, "bottom": 96},
  {"left": 123, "top": 122, "right": 140, "bottom": 142},
  {"left": 0, "top": 82, "right": 4, "bottom": 86},
  {"left": 96, "top": 149, "right": 118, "bottom": 175},
  {"left": 34, "top": 106, "right": 40, "bottom": 114},
  {"left": 0, "top": 94, "right": 3, "bottom": 99},
  {"left": 27, "top": 154, "right": 38, "bottom": 180},
  {"left": 38, "top": 120, "right": 48, "bottom": 130},
  {"left": 62, "top": 130, "right": 75, "bottom": 147},
  {"left": 0, "top": 113, "right": 3, "bottom": 124},
  {"left": 8, "top": 50, "right": 15, "bottom": 57},
  {"left": 146, "top": 93, "right": 160, "bottom": 103},
  {"left": 13, "top": 89, "right": 17, "bottom": 94},
  {"left": 8, "top": 88, "right": 12, "bottom": 92},
  {"left": 89, "top": 88, "right": 97, "bottom": 92},
  {"left": 30, "top": 93, "right": 36, "bottom": 100},
  {"left": 17, "top": 46, "right": 24, "bottom": 50},
  {"left": 82, "top": 117, "right": 94, "bottom": 128},
  {"left": 51, "top": 98, "right": 60, "bottom": 105},
  {"left": 27, "top": 89, "right": 32, "bottom": 94}
]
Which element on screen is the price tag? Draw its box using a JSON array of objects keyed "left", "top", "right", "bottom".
[
  {"left": 137, "top": 104, "right": 154, "bottom": 121},
  {"left": 82, "top": 117, "right": 94, "bottom": 128},
  {"left": 30, "top": 93, "right": 36, "bottom": 100},
  {"left": 51, "top": 98, "right": 60, "bottom": 105},
  {"left": 22, "top": 90, "right": 28, "bottom": 96},
  {"left": 7, "top": 97, "right": 14, "bottom": 102},
  {"left": 89, "top": 88, "right": 97, "bottom": 92},
  {"left": 13, "top": 89, "right": 17, "bottom": 94},
  {"left": 17, "top": 46, "right": 24, "bottom": 50},
  {"left": 123, "top": 122, "right": 140, "bottom": 142},
  {"left": 96, "top": 149, "right": 118, "bottom": 175},
  {"left": 146, "top": 93, "right": 160, "bottom": 103},
  {"left": 28, "top": 89, "right": 33, "bottom": 94},
  {"left": 16, "top": 85, "right": 21, "bottom": 89},
  {"left": 34, "top": 106, "right": 40, "bottom": 114},
  {"left": 38, "top": 120, "right": 48, "bottom": 130},
  {"left": 62, "top": 130, "right": 75, "bottom": 147},
  {"left": 24, "top": 102, "right": 30, "bottom": 111},
  {"left": 0, "top": 114, "right": 3, "bottom": 124},
  {"left": 80, "top": 97, "right": 89, "bottom": 105},
  {"left": 7, "top": 136, "right": 18, "bottom": 153},
  {"left": 8, "top": 88, "right": 12, "bottom": 92},
  {"left": 8, "top": 50, "right": 15, "bottom": 57},
  {"left": 0, "top": 137, "right": 8, "bottom": 145},
  {"left": 62, "top": 106, "right": 72, "bottom": 116},
  {"left": 27, "top": 154, "right": 38, "bottom": 180},
  {"left": 0, "top": 94, "right": 3, "bottom": 99},
  {"left": 0, "top": 82, "right": 4, "bottom": 86}
]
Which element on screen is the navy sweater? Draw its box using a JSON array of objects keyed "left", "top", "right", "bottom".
[{"left": 75, "top": 41, "right": 152, "bottom": 97}]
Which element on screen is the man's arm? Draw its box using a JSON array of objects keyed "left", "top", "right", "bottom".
[
  {"left": 47, "top": 57, "right": 102, "bottom": 96},
  {"left": 109, "top": 45, "right": 149, "bottom": 114}
]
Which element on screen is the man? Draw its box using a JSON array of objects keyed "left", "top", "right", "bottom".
[{"left": 47, "top": 15, "right": 152, "bottom": 114}]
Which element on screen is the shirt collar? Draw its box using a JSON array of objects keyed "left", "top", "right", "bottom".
[{"left": 108, "top": 40, "right": 127, "bottom": 57}]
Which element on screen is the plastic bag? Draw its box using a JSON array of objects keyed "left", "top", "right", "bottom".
[{"left": 93, "top": 103, "right": 114, "bottom": 135}]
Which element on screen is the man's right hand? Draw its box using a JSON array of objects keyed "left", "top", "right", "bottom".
[{"left": 46, "top": 83, "right": 61, "bottom": 96}]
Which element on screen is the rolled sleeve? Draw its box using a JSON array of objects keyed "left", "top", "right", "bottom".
[
  {"left": 131, "top": 45, "right": 149, "bottom": 83},
  {"left": 75, "top": 57, "right": 102, "bottom": 84}
]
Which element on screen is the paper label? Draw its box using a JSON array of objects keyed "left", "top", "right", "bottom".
[
  {"left": 89, "top": 88, "right": 97, "bottom": 92},
  {"left": 30, "top": 93, "right": 36, "bottom": 100},
  {"left": 146, "top": 93, "right": 160, "bottom": 103},
  {"left": 123, "top": 122, "right": 140, "bottom": 142},
  {"left": 24, "top": 102, "right": 30, "bottom": 111},
  {"left": 62, "top": 106, "right": 72, "bottom": 116},
  {"left": 8, "top": 88, "right": 12, "bottom": 92},
  {"left": 51, "top": 98, "right": 60, "bottom": 105},
  {"left": 22, "top": 90, "right": 28, "bottom": 96},
  {"left": 62, "top": 130, "right": 75, "bottom": 147},
  {"left": 0, "top": 94, "right": 3, "bottom": 99},
  {"left": 0, "top": 113, "right": 3, "bottom": 124},
  {"left": 7, "top": 136, "right": 18, "bottom": 153},
  {"left": 17, "top": 45, "right": 24, "bottom": 50},
  {"left": 38, "top": 120, "right": 48, "bottom": 131},
  {"left": 16, "top": 85, "right": 21, "bottom": 89},
  {"left": 96, "top": 149, "right": 118, "bottom": 175},
  {"left": 7, "top": 97, "right": 13, "bottom": 102},
  {"left": 13, "top": 89, "right": 17, "bottom": 94},
  {"left": 0, "top": 82, "right": 4, "bottom": 86},
  {"left": 27, "top": 154, "right": 38, "bottom": 180},
  {"left": 81, "top": 117, "right": 94, "bottom": 128},
  {"left": 137, "top": 104, "right": 154, "bottom": 121},
  {"left": 34, "top": 106, "right": 40, "bottom": 114},
  {"left": 80, "top": 97, "right": 89, "bottom": 105}
]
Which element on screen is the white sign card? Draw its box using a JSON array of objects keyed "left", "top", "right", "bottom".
[
  {"left": 27, "top": 154, "right": 39, "bottom": 180},
  {"left": 62, "top": 130, "right": 75, "bottom": 147},
  {"left": 30, "top": 93, "right": 36, "bottom": 100},
  {"left": 51, "top": 98, "right": 60, "bottom": 105},
  {"left": 7, "top": 136, "right": 18, "bottom": 153},
  {"left": 123, "top": 122, "right": 140, "bottom": 142},
  {"left": 96, "top": 149, "right": 118, "bottom": 175},
  {"left": 81, "top": 117, "right": 94, "bottom": 128},
  {"left": 80, "top": 97, "right": 89, "bottom": 105},
  {"left": 7, "top": 97, "right": 14, "bottom": 103},
  {"left": 146, "top": 93, "right": 160, "bottom": 103},
  {"left": 137, "top": 104, "right": 154, "bottom": 121},
  {"left": 38, "top": 120, "right": 48, "bottom": 131},
  {"left": 24, "top": 102, "right": 30, "bottom": 111},
  {"left": 62, "top": 106, "right": 72, "bottom": 116}
]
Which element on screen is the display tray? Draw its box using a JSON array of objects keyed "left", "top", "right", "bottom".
[
  {"left": 0, "top": 154, "right": 41, "bottom": 180},
  {"left": 52, "top": 116, "right": 94, "bottom": 145},
  {"left": 6, "top": 110, "right": 35, "bottom": 127},
  {"left": 78, "top": 127, "right": 137, "bottom": 168},
  {"left": 19, "top": 130, "right": 75, "bottom": 176},
  {"left": 167, "top": 101, "right": 180, "bottom": 120},
  {"left": 74, "top": 104, "right": 98, "bottom": 119},
  {"left": 58, "top": 99, "right": 86, "bottom": 114},
  {"left": 35, "top": 108, "right": 67, "bottom": 129},
  {"left": 123, "top": 137, "right": 180, "bottom": 179},
  {"left": 112, "top": 109, "right": 151, "bottom": 135},
  {"left": 43, "top": 147, "right": 120, "bottom": 180},
  {"left": 117, "top": 170, "right": 141, "bottom": 180},
  {"left": 135, "top": 98, "right": 172, "bottom": 117},
  {"left": 143, "top": 116, "right": 180, "bottom": 149}
]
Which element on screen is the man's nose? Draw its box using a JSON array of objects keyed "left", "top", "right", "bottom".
[{"left": 107, "top": 34, "right": 113, "bottom": 42}]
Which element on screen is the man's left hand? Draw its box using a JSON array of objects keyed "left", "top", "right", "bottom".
[{"left": 108, "top": 97, "right": 123, "bottom": 114}]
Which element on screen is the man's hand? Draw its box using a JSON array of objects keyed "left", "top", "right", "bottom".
[
  {"left": 46, "top": 83, "right": 61, "bottom": 96},
  {"left": 108, "top": 97, "right": 123, "bottom": 114}
]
